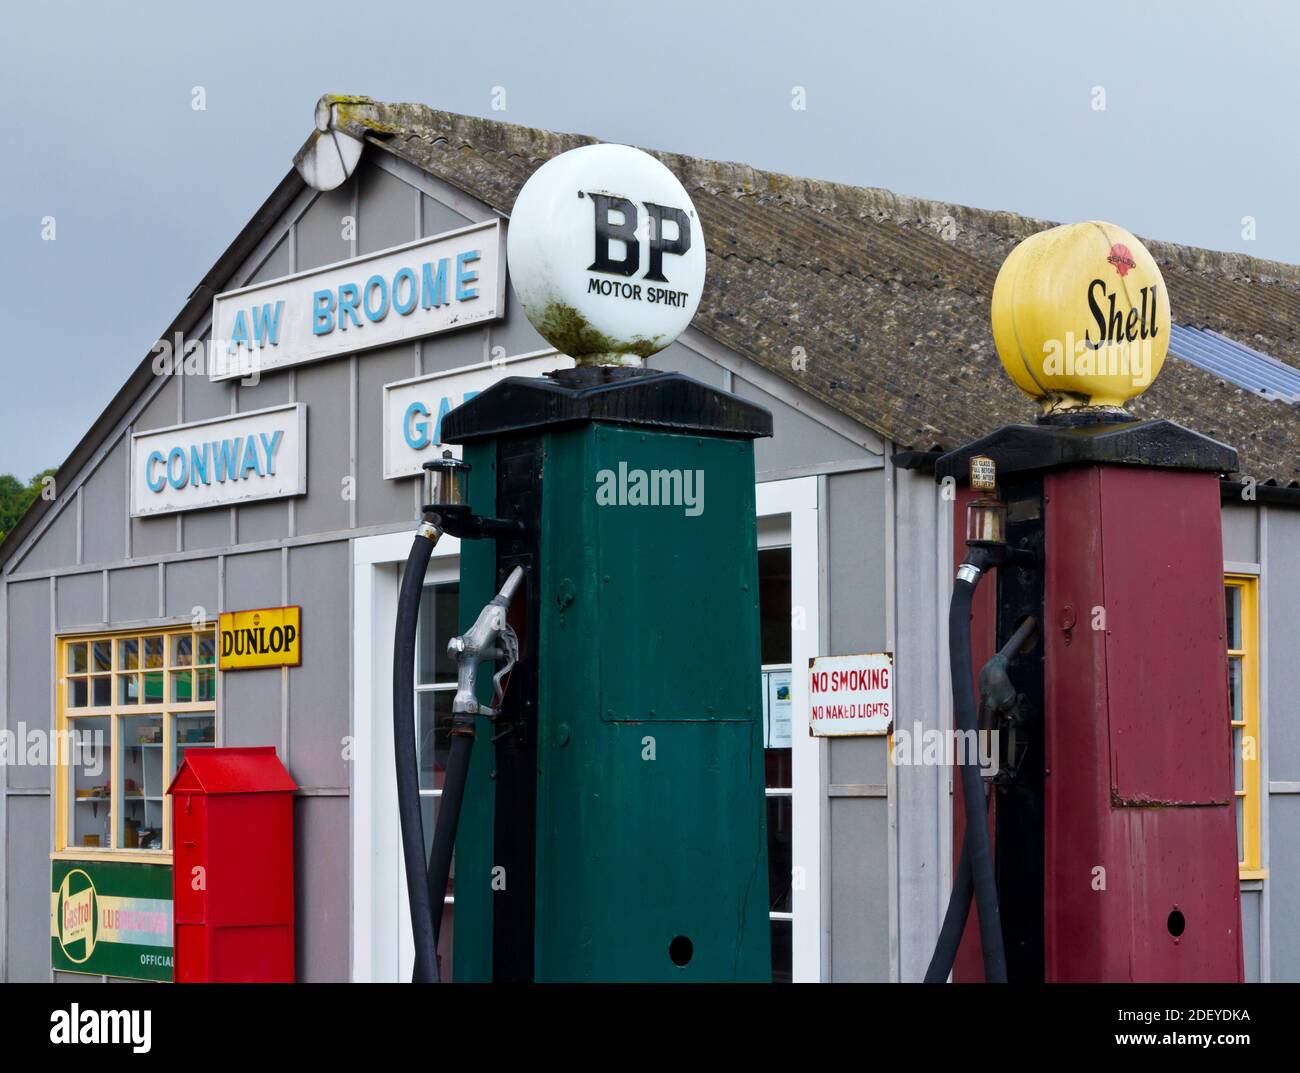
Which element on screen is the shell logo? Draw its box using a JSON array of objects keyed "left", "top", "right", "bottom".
[
  {"left": 1107, "top": 243, "right": 1136, "bottom": 277},
  {"left": 990, "top": 221, "right": 1170, "bottom": 412}
]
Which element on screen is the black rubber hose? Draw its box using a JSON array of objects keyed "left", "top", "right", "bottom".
[
  {"left": 947, "top": 573, "right": 1008, "bottom": 983},
  {"left": 426, "top": 726, "right": 474, "bottom": 948},
  {"left": 394, "top": 532, "right": 439, "bottom": 983},
  {"left": 924, "top": 781, "right": 990, "bottom": 982},
  {"left": 926, "top": 614, "right": 1036, "bottom": 982}
]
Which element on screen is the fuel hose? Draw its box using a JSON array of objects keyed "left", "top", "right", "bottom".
[
  {"left": 925, "top": 613, "right": 1036, "bottom": 983},
  {"left": 394, "top": 526, "right": 440, "bottom": 983},
  {"left": 924, "top": 557, "right": 1009, "bottom": 983}
]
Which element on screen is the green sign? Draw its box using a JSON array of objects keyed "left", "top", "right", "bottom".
[{"left": 51, "top": 859, "right": 173, "bottom": 981}]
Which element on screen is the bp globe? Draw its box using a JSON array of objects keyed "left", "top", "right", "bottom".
[{"left": 506, "top": 143, "right": 706, "bottom": 365}]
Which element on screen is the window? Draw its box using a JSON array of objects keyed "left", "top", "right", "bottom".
[
  {"left": 417, "top": 580, "right": 460, "bottom": 972},
  {"left": 56, "top": 626, "right": 217, "bottom": 856},
  {"left": 759, "top": 546, "right": 793, "bottom": 983},
  {"left": 1225, "top": 576, "right": 1263, "bottom": 879}
]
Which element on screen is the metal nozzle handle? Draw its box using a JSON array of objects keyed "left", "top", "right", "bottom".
[{"left": 495, "top": 565, "right": 525, "bottom": 607}]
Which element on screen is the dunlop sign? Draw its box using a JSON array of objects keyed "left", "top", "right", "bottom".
[{"left": 219, "top": 606, "right": 302, "bottom": 670}]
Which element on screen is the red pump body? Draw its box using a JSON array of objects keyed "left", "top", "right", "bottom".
[{"left": 952, "top": 463, "right": 1244, "bottom": 982}]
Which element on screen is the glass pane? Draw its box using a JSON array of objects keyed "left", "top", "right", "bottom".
[
  {"left": 92, "top": 641, "right": 112, "bottom": 673},
  {"left": 1233, "top": 726, "right": 1244, "bottom": 792},
  {"left": 1225, "top": 585, "right": 1241, "bottom": 650},
  {"left": 197, "top": 631, "right": 216, "bottom": 666},
  {"left": 171, "top": 670, "right": 194, "bottom": 704},
  {"left": 759, "top": 548, "right": 792, "bottom": 665},
  {"left": 120, "top": 715, "right": 165, "bottom": 850},
  {"left": 1228, "top": 657, "right": 1242, "bottom": 723},
  {"left": 173, "top": 714, "right": 217, "bottom": 777},
  {"left": 68, "top": 678, "right": 88, "bottom": 708},
  {"left": 417, "top": 690, "right": 454, "bottom": 791},
  {"left": 770, "top": 918, "right": 792, "bottom": 984},
  {"left": 767, "top": 795, "right": 793, "bottom": 914},
  {"left": 1236, "top": 796, "right": 1245, "bottom": 863},
  {"left": 765, "top": 747, "right": 792, "bottom": 789},
  {"left": 69, "top": 716, "right": 111, "bottom": 849},
  {"left": 143, "top": 636, "right": 164, "bottom": 669},
  {"left": 196, "top": 668, "right": 216, "bottom": 703},
  {"left": 171, "top": 634, "right": 193, "bottom": 668},
  {"left": 118, "top": 637, "right": 139, "bottom": 670},
  {"left": 118, "top": 673, "right": 140, "bottom": 705},
  {"left": 418, "top": 583, "right": 460, "bottom": 685},
  {"left": 437, "top": 903, "right": 454, "bottom": 980},
  {"left": 67, "top": 643, "right": 88, "bottom": 675},
  {"left": 91, "top": 676, "right": 111, "bottom": 707},
  {"left": 143, "top": 671, "right": 164, "bottom": 705}
]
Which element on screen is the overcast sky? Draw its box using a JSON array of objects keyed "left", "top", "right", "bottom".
[{"left": 3, "top": 1, "right": 1296, "bottom": 477}]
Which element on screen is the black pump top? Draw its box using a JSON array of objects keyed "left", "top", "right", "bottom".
[
  {"left": 440, "top": 367, "right": 774, "bottom": 444},
  {"left": 935, "top": 418, "right": 1238, "bottom": 485}
]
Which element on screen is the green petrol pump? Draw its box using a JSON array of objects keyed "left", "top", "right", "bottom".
[{"left": 391, "top": 144, "right": 774, "bottom": 982}]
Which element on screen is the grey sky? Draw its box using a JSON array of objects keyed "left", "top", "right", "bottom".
[{"left": 3, "top": 0, "right": 1296, "bottom": 478}]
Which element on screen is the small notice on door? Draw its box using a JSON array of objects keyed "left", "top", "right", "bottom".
[
  {"left": 219, "top": 606, "right": 301, "bottom": 670},
  {"left": 763, "top": 669, "right": 793, "bottom": 749},
  {"left": 808, "top": 653, "right": 893, "bottom": 736}
]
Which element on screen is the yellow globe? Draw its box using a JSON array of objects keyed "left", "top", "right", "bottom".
[{"left": 990, "top": 221, "right": 1170, "bottom": 412}]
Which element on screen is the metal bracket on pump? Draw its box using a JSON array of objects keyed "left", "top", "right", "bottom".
[{"left": 421, "top": 450, "right": 524, "bottom": 543}]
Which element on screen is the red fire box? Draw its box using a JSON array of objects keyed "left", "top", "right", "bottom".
[{"left": 167, "top": 746, "right": 298, "bottom": 982}]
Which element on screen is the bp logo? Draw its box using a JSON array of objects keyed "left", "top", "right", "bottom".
[{"left": 55, "top": 868, "right": 98, "bottom": 963}]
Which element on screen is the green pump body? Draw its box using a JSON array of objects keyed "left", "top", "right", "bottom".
[{"left": 443, "top": 368, "right": 773, "bottom": 982}]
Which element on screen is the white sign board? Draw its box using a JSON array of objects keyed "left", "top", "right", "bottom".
[
  {"left": 209, "top": 220, "right": 506, "bottom": 382},
  {"left": 808, "top": 653, "right": 894, "bottom": 737},
  {"left": 130, "top": 403, "right": 306, "bottom": 517},
  {"left": 382, "top": 349, "right": 574, "bottom": 479}
]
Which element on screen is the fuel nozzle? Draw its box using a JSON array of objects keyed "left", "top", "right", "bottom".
[{"left": 448, "top": 565, "right": 524, "bottom": 720}]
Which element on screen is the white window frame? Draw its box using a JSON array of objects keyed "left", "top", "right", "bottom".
[{"left": 351, "top": 529, "right": 461, "bottom": 982}]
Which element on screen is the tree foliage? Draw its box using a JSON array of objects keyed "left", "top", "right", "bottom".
[{"left": 0, "top": 469, "right": 56, "bottom": 541}]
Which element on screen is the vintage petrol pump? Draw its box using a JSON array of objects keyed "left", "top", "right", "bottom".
[
  {"left": 393, "top": 144, "right": 774, "bottom": 982},
  {"left": 926, "top": 222, "right": 1245, "bottom": 983}
]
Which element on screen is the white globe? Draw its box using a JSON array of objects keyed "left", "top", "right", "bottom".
[{"left": 506, "top": 144, "right": 706, "bottom": 365}]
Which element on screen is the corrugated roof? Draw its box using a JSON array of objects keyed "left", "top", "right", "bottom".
[
  {"left": 1170, "top": 324, "right": 1300, "bottom": 404},
  {"left": 327, "top": 97, "right": 1300, "bottom": 488}
]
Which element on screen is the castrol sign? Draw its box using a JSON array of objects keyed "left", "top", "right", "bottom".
[{"left": 809, "top": 653, "right": 894, "bottom": 737}]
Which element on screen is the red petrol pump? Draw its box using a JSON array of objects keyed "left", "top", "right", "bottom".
[{"left": 926, "top": 222, "right": 1245, "bottom": 983}]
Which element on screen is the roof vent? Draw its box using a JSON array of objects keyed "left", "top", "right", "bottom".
[{"left": 293, "top": 95, "right": 368, "bottom": 191}]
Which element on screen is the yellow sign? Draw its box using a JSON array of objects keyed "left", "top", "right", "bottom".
[
  {"left": 990, "top": 221, "right": 1170, "bottom": 413},
  {"left": 969, "top": 455, "right": 997, "bottom": 492},
  {"left": 219, "top": 606, "right": 301, "bottom": 670}
]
